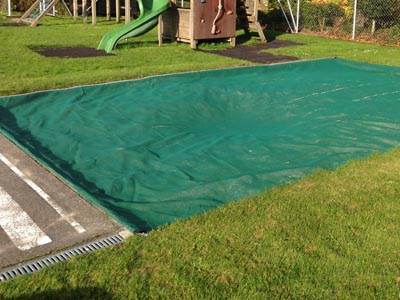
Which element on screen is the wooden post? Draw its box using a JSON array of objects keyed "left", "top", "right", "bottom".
[
  {"left": 73, "top": 0, "right": 78, "bottom": 20},
  {"left": 116, "top": 0, "right": 120, "bottom": 22},
  {"left": 371, "top": 19, "right": 376, "bottom": 35},
  {"left": 106, "top": 0, "right": 110, "bottom": 20},
  {"left": 125, "top": 0, "right": 131, "bottom": 24},
  {"left": 189, "top": 0, "right": 196, "bottom": 48},
  {"left": 82, "top": 0, "right": 87, "bottom": 23},
  {"left": 158, "top": 14, "right": 163, "bottom": 46},
  {"left": 91, "top": 0, "right": 96, "bottom": 25}
]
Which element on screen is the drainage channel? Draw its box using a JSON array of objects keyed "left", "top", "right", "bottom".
[{"left": 0, "top": 230, "right": 132, "bottom": 282}]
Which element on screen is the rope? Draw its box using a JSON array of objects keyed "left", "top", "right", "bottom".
[{"left": 211, "top": 0, "right": 223, "bottom": 34}]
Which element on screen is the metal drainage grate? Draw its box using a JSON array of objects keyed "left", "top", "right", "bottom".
[{"left": 0, "top": 234, "right": 125, "bottom": 282}]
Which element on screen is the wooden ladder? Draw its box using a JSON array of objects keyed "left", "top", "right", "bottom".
[
  {"left": 237, "top": 0, "right": 267, "bottom": 43},
  {"left": 17, "top": 0, "right": 60, "bottom": 27}
]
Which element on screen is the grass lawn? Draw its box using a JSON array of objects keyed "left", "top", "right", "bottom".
[
  {"left": 1, "top": 15, "right": 400, "bottom": 300},
  {"left": 267, "top": 33, "right": 400, "bottom": 67}
]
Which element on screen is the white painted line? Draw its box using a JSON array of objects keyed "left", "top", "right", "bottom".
[
  {"left": 0, "top": 153, "right": 86, "bottom": 234},
  {"left": 0, "top": 186, "right": 52, "bottom": 251}
]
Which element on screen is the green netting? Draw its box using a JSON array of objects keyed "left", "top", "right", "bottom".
[{"left": 1, "top": 58, "right": 400, "bottom": 231}]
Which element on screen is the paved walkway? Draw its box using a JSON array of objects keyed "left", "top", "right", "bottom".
[{"left": 0, "top": 134, "right": 126, "bottom": 270}]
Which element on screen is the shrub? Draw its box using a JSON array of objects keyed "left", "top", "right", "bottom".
[
  {"left": 12, "top": 0, "right": 35, "bottom": 12},
  {"left": 388, "top": 24, "right": 400, "bottom": 41},
  {"left": 301, "top": 1, "right": 346, "bottom": 32}
]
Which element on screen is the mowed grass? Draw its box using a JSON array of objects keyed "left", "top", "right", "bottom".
[
  {"left": 266, "top": 32, "right": 400, "bottom": 67},
  {"left": 2, "top": 151, "right": 400, "bottom": 299},
  {"left": 0, "top": 16, "right": 251, "bottom": 96},
  {"left": 1, "top": 15, "right": 400, "bottom": 300}
]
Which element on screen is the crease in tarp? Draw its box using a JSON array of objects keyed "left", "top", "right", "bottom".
[{"left": 1, "top": 58, "right": 400, "bottom": 231}]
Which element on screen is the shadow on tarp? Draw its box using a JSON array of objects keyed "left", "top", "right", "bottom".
[{"left": 0, "top": 107, "right": 152, "bottom": 231}]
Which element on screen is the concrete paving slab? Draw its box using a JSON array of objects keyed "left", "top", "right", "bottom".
[{"left": 0, "top": 133, "right": 127, "bottom": 270}]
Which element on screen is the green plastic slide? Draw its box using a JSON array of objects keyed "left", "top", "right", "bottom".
[{"left": 98, "top": 0, "right": 170, "bottom": 53}]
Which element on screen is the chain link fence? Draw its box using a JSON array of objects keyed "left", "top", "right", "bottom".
[
  {"left": 266, "top": 0, "right": 400, "bottom": 46},
  {"left": 352, "top": 0, "right": 400, "bottom": 44}
]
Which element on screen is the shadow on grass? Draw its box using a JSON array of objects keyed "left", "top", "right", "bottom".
[
  {"left": 117, "top": 40, "right": 160, "bottom": 49},
  {"left": 235, "top": 29, "right": 288, "bottom": 45},
  {"left": 4, "top": 286, "right": 113, "bottom": 300}
]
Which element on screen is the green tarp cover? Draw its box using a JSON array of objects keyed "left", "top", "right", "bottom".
[{"left": 1, "top": 58, "right": 400, "bottom": 231}]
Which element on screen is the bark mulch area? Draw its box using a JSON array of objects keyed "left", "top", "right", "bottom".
[
  {"left": 202, "top": 40, "right": 301, "bottom": 64},
  {"left": 34, "top": 47, "right": 114, "bottom": 58},
  {"left": 32, "top": 39, "right": 299, "bottom": 61}
]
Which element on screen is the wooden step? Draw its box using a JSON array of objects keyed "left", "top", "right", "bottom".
[
  {"left": 237, "top": 0, "right": 267, "bottom": 43},
  {"left": 20, "top": 18, "right": 34, "bottom": 24}
]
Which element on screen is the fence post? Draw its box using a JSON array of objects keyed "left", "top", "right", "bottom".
[{"left": 352, "top": 0, "right": 357, "bottom": 40}]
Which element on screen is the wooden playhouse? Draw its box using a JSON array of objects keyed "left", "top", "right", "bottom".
[{"left": 159, "top": 0, "right": 266, "bottom": 48}]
